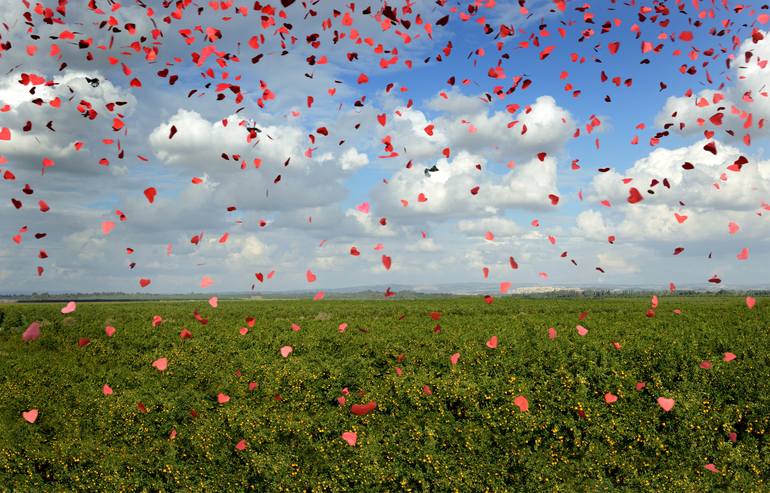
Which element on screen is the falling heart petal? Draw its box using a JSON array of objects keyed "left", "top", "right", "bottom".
[
  {"left": 514, "top": 395, "right": 529, "bottom": 412},
  {"left": 152, "top": 357, "right": 168, "bottom": 372},
  {"left": 217, "top": 393, "right": 230, "bottom": 404},
  {"left": 208, "top": 296, "right": 218, "bottom": 308},
  {"left": 674, "top": 213, "right": 688, "bottom": 224},
  {"left": 450, "top": 352, "right": 460, "bottom": 365},
  {"left": 280, "top": 346, "right": 293, "bottom": 358},
  {"left": 350, "top": 401, "right": 377, "bottom": 415},
  {"left": 486, "top": 336, "right": 498, "bottom": 349},
  {"left": 548, "top": 327, "right": 557, "bottom": 340},
  {"left": 576, "top": 325, "right": 588, "bottom": 336},
  {"left": 22, "top": 322, "right": 41, "bottom": 342},
  {"left": 22, "top": 409, "right": 38, "bottom": 423},
  {"left": 341, "top": 431, "right": 357, "bottom": 446},
  {"left": 746, "top": 297, "right": 756, "bottom": 309},
  {"left": 657, "top": 397, "right": 675, "bottom": 412},
  {"left": 61, "top": 301, "right": 76, "bottom": 314}
]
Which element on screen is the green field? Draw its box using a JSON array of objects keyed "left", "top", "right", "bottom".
[{"left": 0, "top": 297, "right": 769, "bottom": 491}]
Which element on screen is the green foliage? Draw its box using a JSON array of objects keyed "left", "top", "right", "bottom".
[{"left": 0, "top": 297, "right": 769, "bottom": 491}]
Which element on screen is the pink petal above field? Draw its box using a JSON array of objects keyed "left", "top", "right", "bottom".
[
  {"left": 217, "top": 393, "right": 230, "bottom": 404},
  {"left": 22, "top": 322, "right": 41, "bottom": 342},
  {"left": 152, "top": 357, "right": 168, "bottom": 372},
  {"left": 341, "top": 431, "right": 357, "bottom": 446},
  {"left": 576, "top": 325, "right": 588, "bottom": 336},
  {"left": 514, "top": 395, "right": 529, "bottom": 412},
  {"left": 657, "top": 397, "right": 675, "bottom": 412},
  {"left": 61, "top": 301, "right": 76, "bottom": 314},
  {"left": 280, "top": 345, "right": 293, "bottom": 358},
  {"left": 604, "top": 392, "right": 618, "bottom": 404},
  {"left": 351, "top": 401, "right": 377, "bottom": 415},
  {"left": 450, "top": 352, "right": 460, "bottom": 365},
  {"left": 486, "top": 336, "right": 498, "bottom": 349},
  {"left": 22, "top": 409, "right": 38, "bottom": 423},
  {"left": 105, "top": 325, "right": 116, "bottom": 337}
]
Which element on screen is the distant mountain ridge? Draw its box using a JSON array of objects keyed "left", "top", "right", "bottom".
[{"left": 2, "top": 282, "right": 768, "bottom": 302}]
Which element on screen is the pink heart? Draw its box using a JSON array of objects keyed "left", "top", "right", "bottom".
[
  {"left": 657, "top": 397, "right": 675, "bottom": 412},
  {"left": 280, "top": 346, "right": 293, "bottom": 358},
  {"left": 200, "top": 276, "right": 213, "bottom": 288},
  {"left": 235, "top": 439, "right": 248, "bottom": 451},
  {"left": 101, "top": 221, "right": 115, "bottom": 235},
  {"left": 746, "top": 296, "right": 756, "bottom": 309},
  {"left": 102, "top": 384, "right": 113, "bottom": 396},
  {"left": 674, "top": 213, "right": 688, "bottom": 224},
  {"left": 576, "top": 325, "right": 588, "bottom": 336},
  {"left": 728, "top": 221, "right": 740, "bottom": 234},
  {"left": 450, "top": 352, "right": 460, "bottom": 365},
  {"left": 306, "top": 270, "right": 316, "bottom": 283},
  {"left": 548, "top": 327, "right": 557, "bottom": 340},
  {"left": 486, "top": 336, "right": 498, "bottom": 349},
  {"left": 152, "top": 357, "right": 168, "bottom": 372},
  {"left": 105, "top": 325, "right": 116, "bottom": 337},
  {"left": 217, "top": 393, "right": 230, "bottom": 404},
  {"left": 341, "top": 431, "right": 357, "bottom": 446},
  {"left": 514, "top": 395, "right": 529, "bottom": 412},
  {"left": 22, "top": 409, "right": 38, "bottom": 423},
  {"left": 338, "top": 323, "right": 347, "bottom": 333},
  {"left": 291, "top": 323, "right": 301, "bottom": 332},
  {"left": 723, "top": 352, "right": 736, "bottom": 362},
  {"left": 22, "top": 322, "right": 41, "bottom": 342},
  {"left": 604, "top": 392, "right": 618, "bottom": 404},
  {"left": 208, "top": 296, "right": 218, "bottom": 308},
  {"left": 355, "top": 202, "right": 370, "bottom": 214},
  {"left": 736, "top": 248, "right": 749, "bottom": 261},
  {"left": 704, "top": 464, "right": 719, "bottom": 473},
  {"left": 239, "top": 327, "right": 248, "bottom": 335},
  {"left": 61, "top": 301, "right": 76, "bottom": 314}
]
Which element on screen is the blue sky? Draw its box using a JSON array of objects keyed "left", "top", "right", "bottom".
[{"left": 0, "top": 0, "right": 769, "bottom": 293}]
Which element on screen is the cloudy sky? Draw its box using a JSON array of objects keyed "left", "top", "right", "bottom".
[{"left": 0, "top": 0, "right": 769, "bottom": 294}]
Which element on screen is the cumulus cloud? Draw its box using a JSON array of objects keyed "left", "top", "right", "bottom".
[
  {"left": 589, "top": 139, "right": 770, "bottom": 211},
  {"left": 654, "top": 30, "right": 770, "bottom": 143}
]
